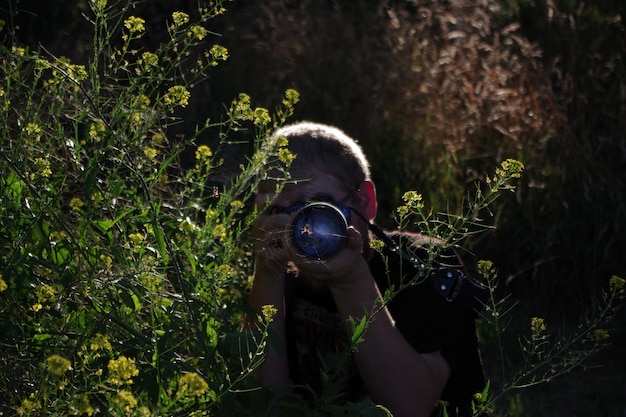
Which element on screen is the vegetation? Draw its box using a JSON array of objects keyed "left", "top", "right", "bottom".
[{"left": 1, "top": 0, "right": 624, "bottom": 416}]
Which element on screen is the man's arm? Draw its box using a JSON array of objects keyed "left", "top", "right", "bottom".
[
  {"left": 328, "top": 258, "right": 450, "bottom": 417},
  {"left": 244, "top": 259, "right": 291, "bottom": 388}
]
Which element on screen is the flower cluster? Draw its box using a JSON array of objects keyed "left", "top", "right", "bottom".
[
  {"left": 46, "top": 354, "right": 72, "bottom": 376},
  {"left": 0, "top": 274, "right": 7, "bottom": 292},
  {"left": 261, "top": 304, "right": 277, "bottom": 323},
  {"left": 163, "top": 85, "right": 191, "bottom": 110},
  {"left": 177, "top": 372, "right": 209, "bottom": 397},
  {"left": 195, "top": 145, "right": 212, "bottom": 162},
  {"left": 69, "top": 197, "right": 85, "bottom": 213},
  {"left": 139, "top": 51, "right": 159, "bottom": 70},
  {"left": 187, "top": 25, "right": 208, "bottom": 41},
  {"left": 90, "top": 333, "right": 113, "bottom": 352},
  {"left": 114, "top": 390, "right": 138, "bottom": 413},
  {"left": 209, "top": 44, "right": 229, "bottom": 62},
  {"left": 32, "top": 157, "right": 52, "bottom": 179},
  {"left": 32, "top": 284, "right": 57, "bottom": 312},
  {"left": 88, "top": 119, "right": 106, "bottom": 142},
  {"left": 530, "top": 317, "right": 547, "bottom": 341},
  {"left": 396, "top": 190, "right": 424, "bottom": 218},
  {"left": 91, "top": 0, "right": 107, "bottom": 14},
  {"left": 128, "top": 232, "right": 145, "bottom": 246},
  {"left": 124, "top": 16, "right": 145, "bottom": 35},
  {"left": 610, "top": 275, "right": 625, "bottom": 295},
  {"left": 107, "top": 356, "right": 139, "bottom": 386},
  {"left": 171, "top": 11, "right": 190, "bottom": 28},
  {"left": 487, "top": 158, "right": 525, "bottom": 189},
  {"left": 25, "top": 122, "right": 42, "bottom": 140}
]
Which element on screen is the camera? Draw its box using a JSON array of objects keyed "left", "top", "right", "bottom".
[{"left": 279, "top": 202, "right": 350, "bottom": 259}]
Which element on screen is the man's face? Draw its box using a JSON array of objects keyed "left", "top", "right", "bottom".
[{"left": 256, "top": 171, "right": 355, "bottom": 214}]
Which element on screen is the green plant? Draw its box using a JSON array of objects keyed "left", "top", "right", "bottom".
[{"left": 0, "top": 1, "right": 300, "bottom": 414}]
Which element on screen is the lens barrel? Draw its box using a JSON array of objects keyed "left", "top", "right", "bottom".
[{"left": 290, "top": 202, "right": 348, "bottom": 259}]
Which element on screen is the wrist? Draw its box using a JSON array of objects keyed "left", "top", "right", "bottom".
[{"left": 326, "top": 256, "right": 372, "bottom": 292}]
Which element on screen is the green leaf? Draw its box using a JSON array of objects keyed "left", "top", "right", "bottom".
[
  {"left": 120, "top": 290, "right": 142, "bottom": 313},
  {"left": 93, "top": 208, "right": 135, "bottom": 234},
  {"left": 153, "top": 222, "right": 169, "bottom": 264}
]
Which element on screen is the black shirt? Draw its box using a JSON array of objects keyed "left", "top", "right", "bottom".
[{"left": 284, "top": 232, "right": 486, "bottom": 416}]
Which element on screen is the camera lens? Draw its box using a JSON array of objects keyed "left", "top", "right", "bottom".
[{"left": 290, "top": 202, "right": 348, "bottom": 259}]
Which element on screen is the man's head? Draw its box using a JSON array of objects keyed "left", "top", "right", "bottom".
[
  {"left": 257, "top": 122, "right": 377, "bottom": 254},
  {"left": 253, "top": 122, "right": 378, "bottom": 277},
  {"left": 271, "top": 122, "right": 371, "bottom": 190}
]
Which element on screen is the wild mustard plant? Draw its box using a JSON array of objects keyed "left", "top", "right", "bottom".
[
  {"left": 473, "top": 261, "right": 625, "bottom": 415},
  {"left": 0, "top": 0, "right": 298, "bottom": 415}
]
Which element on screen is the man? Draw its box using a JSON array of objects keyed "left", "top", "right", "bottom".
[{"left": 248, "top": 122, "right": 486, "bottom": 417}]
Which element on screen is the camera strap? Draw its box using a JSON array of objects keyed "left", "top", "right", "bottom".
[{"left": 351, "top": 208, "right": 490, "bottom": 314}]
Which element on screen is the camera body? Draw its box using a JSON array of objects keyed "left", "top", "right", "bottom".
[{"left": 279, "top": 201, "right": 350, "bottom": 260}]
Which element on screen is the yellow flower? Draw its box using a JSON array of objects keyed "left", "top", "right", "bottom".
[
  {"left": 46, "top": 354, "right": 72, "bottom": 376},
  {"left": 63, "top": 63, "right": 88, "bottom": 82},
  {"left": 74, "top": 394, "right": 95, "bottom": 416},
  {"left": 209, "top": 44, "right": 228, "bottom": 61},
  {"left": 593, "top": 329, "right": 610, "bottom": 342},
  {"left": 25, "top": 122, "right": 42, "bottom": 140},
  {"left": 137, "top": 406, "right": 151, "bottom": 417},
  {"left": 89, "top": 119, "right": 106, "bottom": 142},
  {"left": 396, "top": 205, "right": 409, "bottom": 218},
  {"left": 100, "top": 254, "right": 113, "bottom": 269},
  {"left": 610, "top": 275, "right": 625, "bottom": 294},
  {"left": 144, "top": 147, "right": 158, "bottom": 160},
  {"left": 140, "top": 52, "right": 158, "bottom": 69},
  {"left": 91, "top": 0, "right": 107, "bottom": 14},
  {"left": 402, "top": 191, "right": 423, "bottom": 208},
  {"left": 530, "top": 317, "right": 547, "bottom": 341},
  {"left": 178, "top": 219, "right": 197, "bottom": 234},
  {"left": 107, "top": 356, "right": 139, "bottom": 386},
  {"left": 252, "top": 107, "right": 271, "bottom": 126},
  {"left": 212, "top": 223, "right": 227, "bottom": 242},
  {"left": 216, "top": 264, "right": 235, "bottom": 280},
  {"left": 187, "top": 25, "right": 208, "bottom": 41},
  {"left": 172, "top": 11, "right": 189, "bottom": 27},
  {"left": 35, "top": 284, "right": 56, "bottom": 304},
  {"left": 230, "top": 200, "right": 244, "bottom": 212},
  {"left": 177, "top": 372, "right": 209, "bottom": 396},
  {"left": 129, "top": 232, "right": 144, "bottom": 246},
  {"left": 284, "top": 88, "right": 300, "bottom": 106},
  {"left": 151, "top": 132, "right": 164, "bottom": 144},
  {"left": 114, "top": 390, "right": 137, "bottom": 413},
  {"left": 69, "top": 197, "right": 85, "bottom": 212},
  {"left": 195, "top": 145, "right": 212, "bottom": 161},
  {"left": 33, "top": 157, "right": 52, "bottom": 178},
  {"left": 12, "top": 46, "right": 26, "bottom": 56},
  {"left": 0, "top": 275, "right": 7, "bottom": 292},
  {"left": 278, "top": 148, "right": 295, "bottom": 166},
  {"left": 163, "top": 85, "right": 190, "bottom": 109},
  {"left": 89, "top": 333, "right": 112, "bottom": 352},
  {"left": 134, "top": 94, "right": 151, "bottom": 110},
  {"left": 261, "top": 304, "right": 277, "bottom": 323},
  {"left": 369, "top": 239, "right": 385, "bottom": 252},
  {"left": 124, "top": 16, "right": 145, "bottom": 34},
  {"left": 17, "top": 395, "right": 41, "bottom": 415},
  {"left": 274, "top": 135, "right": 288, "bottom": 147}
]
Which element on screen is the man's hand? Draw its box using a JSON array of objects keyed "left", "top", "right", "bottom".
[{"left": 291, "top": 226, "right": 368, "bottom": 285}]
